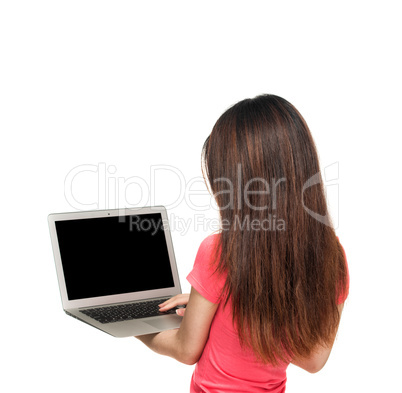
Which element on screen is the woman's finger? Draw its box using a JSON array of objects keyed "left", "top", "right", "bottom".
[
  {"left": 175, "top": 308, "right": 186, "bottom": 317},
  {"left": 159, "top": 295, "right": 188, "bottom": 310},
  {"left": 159, "top": 294, "right": 186, "bottom": 307},
  {"left": 159, "top": 294, "right": 189, "bottom": 311}
]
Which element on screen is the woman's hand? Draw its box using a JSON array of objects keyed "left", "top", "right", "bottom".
[
  {"left": 159, "top": 293, "right": 189, "bottom": 316},
  {"left": 136, "top": 288, "right": 218, "bottom": 365}
]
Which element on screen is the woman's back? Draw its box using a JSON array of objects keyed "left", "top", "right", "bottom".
[{"left": 187, "top": 232, "right": 348, "bottom": 392}]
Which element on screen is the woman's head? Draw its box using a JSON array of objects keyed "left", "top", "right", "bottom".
[
  {"left": 202, "top": 94, "right": 348, "bottom": 365},
  {"left": 202, "top": 94, "right": 328, "bottom": 226}
]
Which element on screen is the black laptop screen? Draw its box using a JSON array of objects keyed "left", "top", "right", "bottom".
[{"left": 55, "top": 213, "right": 175, "bottom": 301}]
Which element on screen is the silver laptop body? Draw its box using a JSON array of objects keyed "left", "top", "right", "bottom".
[{"left": 48, "top": 206, "right": 182, "bottom": 337}]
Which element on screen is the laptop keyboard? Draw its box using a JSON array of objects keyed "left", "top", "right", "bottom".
[{"left": 80, "top": 297, "right": 177, "bottom": 324}]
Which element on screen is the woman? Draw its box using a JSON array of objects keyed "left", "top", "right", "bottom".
[{"left": 136, "top": 94, "right": 349, "bottom": 392}]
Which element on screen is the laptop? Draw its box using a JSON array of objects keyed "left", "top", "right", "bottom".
[{"left": 48, "top": 206, "right": 183, "bottom": 337}]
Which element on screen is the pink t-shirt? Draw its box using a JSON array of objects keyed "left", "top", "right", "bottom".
[{"left": 186, "top": 234, "right": 349, "bottom": 393}]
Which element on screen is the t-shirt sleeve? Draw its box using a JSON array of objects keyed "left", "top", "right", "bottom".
[
  {"left": 337, "top": 239, "right": 350, "bottom": 305},
  {"left": 187, "top": 234, "right": 223, "bottom": 304}
]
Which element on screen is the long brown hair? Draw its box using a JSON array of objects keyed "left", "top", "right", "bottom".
[{"left": 202, "top": 94, "right": 348, "bottom": 365}]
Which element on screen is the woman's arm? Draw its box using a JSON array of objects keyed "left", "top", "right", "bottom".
[
  {"left": 135, "top": 287, "right": 218, "bottom": 365},
  {"left": 290, "top": 302, "right": 345, "bottom": 373}
]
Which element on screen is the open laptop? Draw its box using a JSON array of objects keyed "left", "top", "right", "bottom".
[{"left": 48, "top": 206, "right": 183, "bottom": 337}]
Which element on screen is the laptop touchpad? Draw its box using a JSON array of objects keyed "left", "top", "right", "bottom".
[{"left": 144, "top": 315, "right": 182, "bottom": 330}]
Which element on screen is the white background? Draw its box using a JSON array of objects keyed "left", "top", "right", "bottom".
[{"left": 1, "top": 1, "right": 401, "bottom": 392}]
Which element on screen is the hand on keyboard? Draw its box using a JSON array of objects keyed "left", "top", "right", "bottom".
[{"left": 158, "top": 293, "right": 189, "bottom": 317}]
